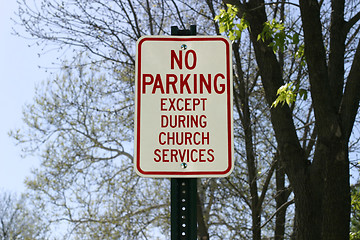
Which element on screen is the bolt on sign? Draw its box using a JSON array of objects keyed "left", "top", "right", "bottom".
[{"left": 134, "top": 36, "right": 233, "bottom": 178}]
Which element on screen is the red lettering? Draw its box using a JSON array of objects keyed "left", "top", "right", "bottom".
[
  {"left": 142, "top": 74, "right": 154, "bottom": 94},
  {"left": 214, "top": 73, "right": 226, "bottom": 94},
  {"left": 170, "top": 149, "right": 178, "bottom": 162},
  {"left": 179, "top": 74, "right": 191, "bottom": 93},
  {"left": 193, "top": 74, "right": 197, "bottom": 93},
  {"left": 160, "top": 98, "right": 167, "bottom": 111},
  {"left": 184, "top": 98, "right": 191, "bottom": 111},
  {"left": 191, "top": 149, "right": 198, "bottom": 162},
  {"left": 193, "top": 132, "right": 201, "bottom": 145},
  {"left": 193, "top": 98, "right": 200, "bottom": 109},
  {"left": 200, "top": 98, "right": 207, "bottom": 111},
  {"left": 153, "top": 149, "right": 215, "bottom": 162},
  {"left": 171, "top": 50, "right": 197, "bottom": 70},
  {"left": 153, "top": 74, "right": 164, "bottom": 94},
  {"left": 178, "top": 149, "right": 188, "bottom": 162},
  {"left": 176, "top": 98, "right": 184, "bottom": 111},
  {"left": 171, "top": 50, "right": 182, "bottom": 69},
  {"left": 154, "top": 149, "right": 161, "bottom": 162},
  {"left": 168, "top": 98, "right": 176, "bottom": 111},
  {"left": 202, "top": 132, "right": 210, "bottom": 145},
  {"left": 166, "top": 74, "right": 178, "bottom": 94},
  {"left": 168, "top": 132, "right": 175, "bottom": 145},
  {"left": 200, "top": 74, "right": 211, "bottom": 93},
  {"left": 160, "top": 98, "right": 207, "bottom": 112},
  {"left": 159, "top": 132, "right": 166, "bottom": 145},
  {"left": 199, "top": 149, "right": 206, "bottom": 162},
  {"left": 185, "top": 50, "right": 197, "bottom": 70},
  {"left": 159, "top": 115, "right": 207, "bottom": 128},
  {"left": 161, "top": 116, "right": 168, "bottom": 127},
  {"left": 142, "top": 73, "right": 226, "bottom": 94},
  {"left": 178, "top": 115, "right": 186, "bottom": 127},
  {"left": 158, "top": 131, "right": 210, "bottom": 145},
  {"left": 207, "top": 149, "right": 215, "bottom": 162},
  {"left": 199, "top": 115, "right": 207, "bottom": 127},
  {"left": 162, "top": 149, "right": 169, "bottom": 162},
  {"left": 185, "top": 132, "right": 192, "bottom": 145}
]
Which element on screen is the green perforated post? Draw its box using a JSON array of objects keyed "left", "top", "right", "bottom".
[
  {"left": 170, "top": 25, "right": 197, "bottom": 240},
  {"left": 171, "top": 178, "right": 197, "bottom": 240}
]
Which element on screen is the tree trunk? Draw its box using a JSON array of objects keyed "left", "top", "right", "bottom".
[
  {"left": 320, "top": 139, "right": 350, "bottom": 239},
  {"left": 299, "top": 0, "right": 350, "bottom": 238},
  {"left": 292, "top": 175, "right": 323, "bottom": 240},
  {"left": 223, "top": 0, "right": 356, "bottom": 239},
  {"left": 233, "top": 41, "right": 261, "bottom": 240},
  {"left": 197, "top": 191, "right": 210, "bottom": 240},
  {"left": 274, "top": 158, "right": 289, "bottom": 240}
]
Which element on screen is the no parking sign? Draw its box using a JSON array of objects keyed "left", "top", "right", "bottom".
[{"left": 134, "top": 36, "right": 233, "bottom": 178}]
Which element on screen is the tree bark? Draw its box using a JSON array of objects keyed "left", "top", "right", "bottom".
[
  {"left": 274, "top": 157, "right": 290, "bottom": 240},
  {"left": 222, "top": 0, "right": 357, "bottom": 239},
  {"left": 236, "top": 1, "right": 320, "bottom": 238},
  {"left": 197, "top": 192, "right": 210, "bottom": 240},
  {"left": 233, "top": 41, "right": 261, "bottom": 240},
  {"left": 299, "top": 1, "right": 350, "bottom": 239}
]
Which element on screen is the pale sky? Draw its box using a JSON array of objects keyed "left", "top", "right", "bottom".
[{"left": 0, "top": 0, "right": 52, "bottom": 193}]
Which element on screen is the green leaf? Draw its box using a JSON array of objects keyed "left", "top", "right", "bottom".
[
  {"left": 272, "top": 83, "right": 297, "bottom": 108},
  {"left": 298, "top": 88, "right": 308, "bottom": 100},
  {"left": 214, "top": 5, "right": 249, "bottom": 41},
  {"left": 292, "top": 33, "right": 299, "bottom": 44}
]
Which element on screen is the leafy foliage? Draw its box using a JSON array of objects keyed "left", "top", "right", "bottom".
[
  {"left": 214, "top": 4, "right": 249, "bottom": 41},
  {"left": 271, "top": 82, "right": 307, "bottom": 108},
  {"left": 351, "top": 185, "right": 360, "bottom": 240},
  {"left": 257, "top": 19, "right": 300, "bottom": 54},
  {"left": 215, "top": 5, "right": 307, "bottom": 108}
]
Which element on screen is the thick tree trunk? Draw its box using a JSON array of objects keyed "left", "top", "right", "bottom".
[
  {"left": 290, "top": 137, "right": 350, "bottom": 240},
  {"left": 292, "top": 175, "right": 323, "bottom": 240},
  {"left": 320, "top": 140, "right": 350, "bottom": 239},
  {"left": 223, "top": 0, "right": 356, "bottom": 239},
  {"left": 239, "top": 2, "right": 322, "bottom": 238},
  {"left": 274, "top": 159, "right": 289, "bottom": 240},
  {"left": 299, "top": 0, "right": 350, "bottom": 238}
]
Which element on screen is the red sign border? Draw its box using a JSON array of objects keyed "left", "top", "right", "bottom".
[{"left": 135, "top": 36, "right": 233, "bottom": 177}]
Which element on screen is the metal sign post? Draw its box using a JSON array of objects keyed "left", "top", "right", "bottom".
[
  {"left": 171, "top": 178, "right": 197, "bottom": 240},
  {"left": 134, "top": 24, "right": 233, "bottom": 239},
  {"left": 170, "top": 25, "right": 197, "bottom": 240}
]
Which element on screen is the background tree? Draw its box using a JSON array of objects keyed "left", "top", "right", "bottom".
[
  {"left": 11, "top": 0, "right": 360, "bottom": 239},
  {"left": 0, "top": 191, "right": 50, "bottom": 240},
  {"left": 220, "top": 0, "right": 360, "bottom": 239},
  {"left": 13, "top": 62, "right": 170, "bottom": 239},
  {"left": 13, "top": 0, "right": 284, "bottom": 238}
]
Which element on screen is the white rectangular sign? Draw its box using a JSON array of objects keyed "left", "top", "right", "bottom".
[{"left": 134, "top": 36, "right": 233, "bottom": 177}]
